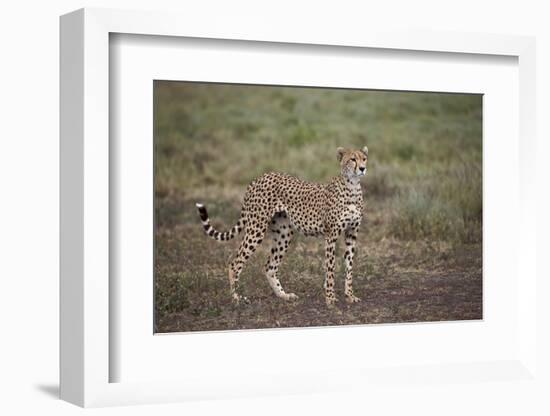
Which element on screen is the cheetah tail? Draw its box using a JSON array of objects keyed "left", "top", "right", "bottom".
[{"left": 195, "top": 203, "right": 243, "bottom": 241}]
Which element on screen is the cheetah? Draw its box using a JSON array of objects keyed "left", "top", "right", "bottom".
[{"left": 195, "top": 146, "right": 368, "bottom": 307}]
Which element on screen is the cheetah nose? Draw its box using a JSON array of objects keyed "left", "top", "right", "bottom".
[{"left": 359, "top": 167, "right": 366, "bottom": 172}]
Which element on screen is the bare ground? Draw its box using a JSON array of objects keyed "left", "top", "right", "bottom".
[{"left": 154, "top": 194, "right": 482, "bottom": 333}]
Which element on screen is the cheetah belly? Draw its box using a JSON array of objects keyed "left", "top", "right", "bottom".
[
  {"left": 280, "top": 202, "right": 324, "bottom": 237},
  {"left": 275, "top": 181, "right": 327, "bottom": 237}
]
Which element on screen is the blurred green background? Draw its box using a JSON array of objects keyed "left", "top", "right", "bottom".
[{"left": 154, "top": 81, "right": 482, "bottom": 332}]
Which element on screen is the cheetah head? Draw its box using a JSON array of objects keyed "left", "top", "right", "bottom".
[{"left": 337, "top": 146, "right": 369, "bottom": 180}]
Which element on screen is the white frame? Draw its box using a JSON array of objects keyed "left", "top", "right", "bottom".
[
  {"left": 111, "top": 34, "right": 520, "bottom": 384},
  {"left": 60, "top": 8, "right": 537, "bottom": 407}
]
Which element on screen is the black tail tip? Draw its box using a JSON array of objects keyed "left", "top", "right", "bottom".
[{"left": 196, "top": 203, "right": 208, "bottom": 221}]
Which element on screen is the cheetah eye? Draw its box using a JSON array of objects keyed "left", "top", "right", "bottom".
[{"left": 351, "top": 158, "right": 356, "bottom": 162}]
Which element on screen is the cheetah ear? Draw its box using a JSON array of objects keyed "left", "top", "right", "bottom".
[
  {"left": 361, "top": 146, "right": 369, "bottom": 157},
  {"left": 336, "top": 147, "right": 346, "bottom": 162}
]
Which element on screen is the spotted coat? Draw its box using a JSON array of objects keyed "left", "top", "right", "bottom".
[{"left": 196, "top": 146, "right": 369, "bottom": 306}]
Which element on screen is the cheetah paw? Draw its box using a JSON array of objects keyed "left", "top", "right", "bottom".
[
  {"left": 325, "top": 297, "right": 338, "bottom": 307},
  {"left": 345, "top": 294, "right": 361, "bottom": 303},
  {"left": 284, "top": 293, "right": 299, "bottom": 301},
  {"left": 232, "top": 294, "right": 250, "bottom": 305}
]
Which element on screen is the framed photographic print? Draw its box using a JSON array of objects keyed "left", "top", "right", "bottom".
[{"left": 60, "top": 7, "right": 538, "bottom": 408}]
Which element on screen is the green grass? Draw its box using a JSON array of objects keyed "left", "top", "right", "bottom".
[
  {"left": 155, "top": 82, "right": 482, "bottom": 243},
  {"left": 153, "top": 82, "right": 483, "bottom": 331}
]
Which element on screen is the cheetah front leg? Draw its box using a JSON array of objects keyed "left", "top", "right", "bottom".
[
  {"left": 324, "top": 237, "right": 338, "bottom": 307},
  {"left": 344, "top": 227, "right": 361, "bottom": 303}
]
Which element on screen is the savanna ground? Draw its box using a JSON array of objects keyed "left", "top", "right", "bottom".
[{"left": 154, "top": 82, "right": 482, "bottom": 333}]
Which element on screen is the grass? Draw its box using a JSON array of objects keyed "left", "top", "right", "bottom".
[{"left": 154, "top": 82, "right": 482, "bottom": 332}]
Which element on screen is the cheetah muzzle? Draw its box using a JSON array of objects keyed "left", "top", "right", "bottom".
[{"left": 196, "top": 146, "right": 369, "bottom": 307}]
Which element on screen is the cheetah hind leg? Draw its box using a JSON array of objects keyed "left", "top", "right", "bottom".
[
  {"left": 228, "top": 268, "right": 249, "bottom": 304},
  {"left": 228, "top": 221, "right": 268, "bottom": 304},
  {"left": 265, "top": 212, "right": 298, "bottom": 301}
]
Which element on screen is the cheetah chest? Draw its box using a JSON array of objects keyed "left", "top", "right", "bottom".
[{"left": 341, "top": 203, "right": 363, "bottom": 229}]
